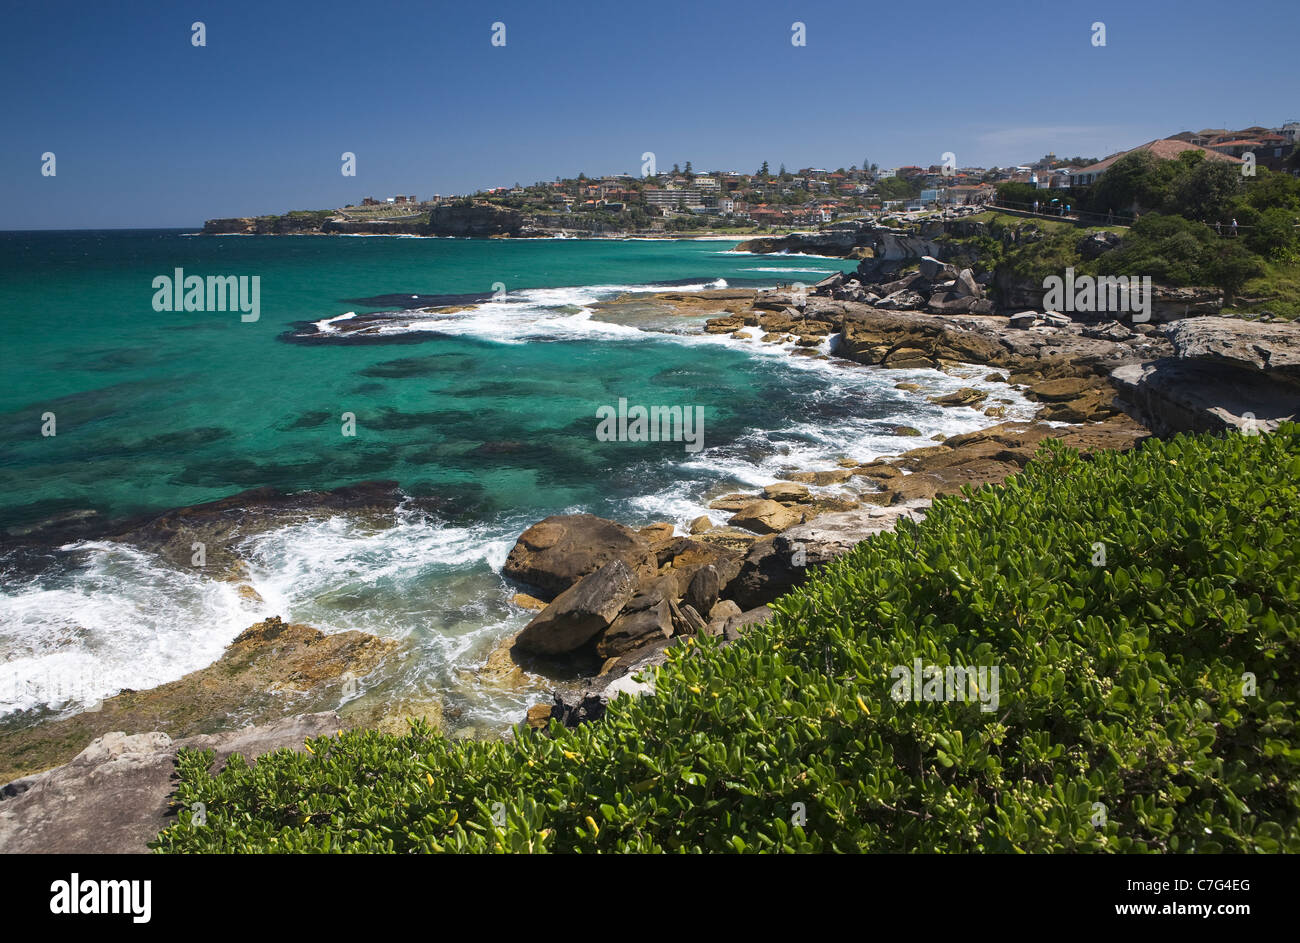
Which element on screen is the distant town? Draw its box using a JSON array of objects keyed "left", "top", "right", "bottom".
[{"left": 202, "top": 122, "right": 1299, "bottom": 237}]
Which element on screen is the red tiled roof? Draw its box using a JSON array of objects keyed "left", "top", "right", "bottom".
[{"left": 1074, "top": 138, "right": 1241, "bottom": 176}]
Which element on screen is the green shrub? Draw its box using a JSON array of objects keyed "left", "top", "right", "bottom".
[{"left": 154, "top": 427, "right": 1300, "bottom": 853}]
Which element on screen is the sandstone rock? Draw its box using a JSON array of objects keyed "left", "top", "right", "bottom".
[
  {"left": 851, "top": 462, "right": 903, "bottom": 481},
  {"left": 895, "top": 382, "right": 923, "bottom": 392},
  {"left": 928, "top": 387, "right": 988, "bottom": 408},
  {"left": 0, "top": 617, "right": 394, "bottom": 786},
  {"left": 1163, "top": 316, "right": 1300, "bottom": 386},
  {"left": 1009, "top": 312, "right": 1042, "bottom": 329},
  {"left": 525, "top": 704, "right": 553, "bottom": 729},
  {"left": 685, "top": 564, "right": 725, "bottom": 615},
  {"left": 1112, "top": 359, "right": 1300, "bottom": 435},
  {"left": 883, "top": 347, "right": 935, "bottom": 369},
  {"left": 893, "top": 425, "right": 923, "bottom": 437},
  {"left": 722, "top": 606, "right": 776, "bottom": 642},
  {"left": 655, "top": 538, "right": 742, "bottom": 596},
  {"left": 515, "top": 560, "right": 640, "bottom": 655},
  {"left": 708, "top": 599, "right": 742, "bottom": 624},
  {"left": 0, "top": 713, "right": 341, "bottom": 854},
  {"left": 919, "top": 256, "right": 956, "bottom": 280},
  {"left": 1082, "top": 321, "right": 1134, "bottom": 342},
  {"left": 762, "top": 481, "right": 812, "bottom": 503},
  {"left": 597, "top": 595, "right": 673, "bottom": 659},
  {"left": 504, "top": 514, "right": 657, "bottom": 598},
  {"left": 887, "top": 474, "right": 941, "bottom": 503},
  {"left": 669, "top": 599, "right": 708, "bottom": 635},
  {"left": 704, "top": 316, "right": 745, "bottom": 334},
  {"left": 689, "top": 515, "right": 713, "bottom": 534},
  {"left": 954, "top": 268, "right": 982, "bottom": 298},
  {"left": 927, "top": 292, "right": 983, "bottom": 314},
  {"left": 729, "top": 499, "right": 802, "bottom": 534},
  {"left": 1027, "top": 376, "right": 1097, "bottom": 402},
  {"left": 708, "top": 492, "right": 757, "bottom": 512},
  {"left": 877, "top": 289, "right": 926, "bottom": 310},
  {"left": 512, "top": 593, "right": 547, "bottom": 611}
]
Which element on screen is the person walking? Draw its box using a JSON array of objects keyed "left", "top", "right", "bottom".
[
  {"left": 1033, "top": 199, "right": 1039, "bottom": 215},
  {"left": 1231, "top": 218, "right": 1238, "bottom": 237},
  {"left": 1215, "top": 220, "right": 1222, "bottom": 235}
]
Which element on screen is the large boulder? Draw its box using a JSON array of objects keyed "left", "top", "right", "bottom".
[
  {"left": 954, "top": 268, "right": 982, "bottom": 298},
  {"left": 1163, "top": 316, "right": 1300, "bottom": 387},
  {"left": 728, "top": 499, "right": 803, "bottom": 534},
  {"left": 515, "top": 560, "right": 640, "bottom": 655},
  {"left": 504, "top": 514, "right": 657, "bottom": 598},
  {"left": 596, "top": 588, "right": 674, "bottom": 660}
]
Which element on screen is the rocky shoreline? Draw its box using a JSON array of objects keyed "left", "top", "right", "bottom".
[{"left": 3, "top": 254, "right": 1298, "bottom": 851}]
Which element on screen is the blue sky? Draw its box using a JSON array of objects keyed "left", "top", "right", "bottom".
[{"left": 2, "top": 0, "right": 1296, "bottom": 229}]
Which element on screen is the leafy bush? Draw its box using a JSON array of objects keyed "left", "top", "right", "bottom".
[
  {"left": 1246, "top": 207, "right": 1300, "bottom": 261},
  {"left": 154, "top": 427, "right": 1300, "bottom": 853},
  {"left": 1094, "top": 213, "right": 1263, "bottom": 294}
]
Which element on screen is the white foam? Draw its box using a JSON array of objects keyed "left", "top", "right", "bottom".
[
  {"left": 312, "top": 311, "right": 357, "bottom": 333},
  {"left": 0, "top": 542, "right": 265, "bottom": 717}
]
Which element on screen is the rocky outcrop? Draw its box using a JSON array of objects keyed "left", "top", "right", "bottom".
[
  {"left": 1163, "top": 316, "right": 1300, "bottom": 387},
  {"left": 504, "top": 514, "right": 658, "bottom": 598},
  {"left": 202, "top": 217, "right": 257, "bottom": 234},
  {"left": 1108, "top": 317, "right": 1300, "bottom": 434},
  {"left": 0, "top": 713, "right": 340, "bottom": 854},
  {"left": 0, "top": 617, "right": 396, "bottom": 785},
  {"left": 728, "top": 499, "right": 802, "bottom": 534},
  {"left": 1112, "top": 359, "right": 1300, "bottom": 435},
  {"left": 515, "top": 560, "right": 640, "bottom": 655},
  {"left": 427, "top": 202, "right": 523, "bottom": 237}
]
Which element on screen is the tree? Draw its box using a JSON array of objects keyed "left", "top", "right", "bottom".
[
  {"left": 672, "top": 163, "right": 680, "bottom": 175},
  {"left": 759, "top": 161, "right": 769, "bottom": 178},
  {"left": 1169, "top": 159, "right": 1244, "bottom": 223},
  {"left": 1206, "top": 240, "right": 1265, "bottom": 302},
  {"left": 1246, "top": 207, "right": 1299, "bottom": 260},
  {"left": 1086, "top": 151, "right": 1178, "bottom": 215}
]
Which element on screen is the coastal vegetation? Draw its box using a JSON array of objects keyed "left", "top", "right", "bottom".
[
  {"left": 154, "top": 426, "right": 1300, "bottom": 853},
  {"left": 984, "top": 160, "right": 1300, "bottom": 315}
]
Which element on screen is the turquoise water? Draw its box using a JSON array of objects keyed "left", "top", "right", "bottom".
[{"left": 0, "top": 231, "right": 1035, "bottom": 731}]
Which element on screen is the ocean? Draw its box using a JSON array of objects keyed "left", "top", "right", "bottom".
[{"left": 0, "top": 230, "right": 1036, "bottom": 733}]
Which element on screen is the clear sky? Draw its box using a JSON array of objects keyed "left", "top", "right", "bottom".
[{"left": 2, "top": 0, "right": 1296, "bottom": 230}]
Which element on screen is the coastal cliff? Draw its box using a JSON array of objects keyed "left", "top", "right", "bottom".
[{"left": 201, "top": 201, "right": 523, "bottom": 237}]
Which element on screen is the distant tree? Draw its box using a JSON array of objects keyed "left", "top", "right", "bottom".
[
  {"left": 684, "top": 161, "right": 693, "bottom": 177},
  {"left": 672, "top": 163, "right": 681, "bottom": 175},
  {"left": 578, "top": 172, "right": 587, "bottom": 181},
  {"left": 759, "top": 161, "right": 770, "bottom": 177}
]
